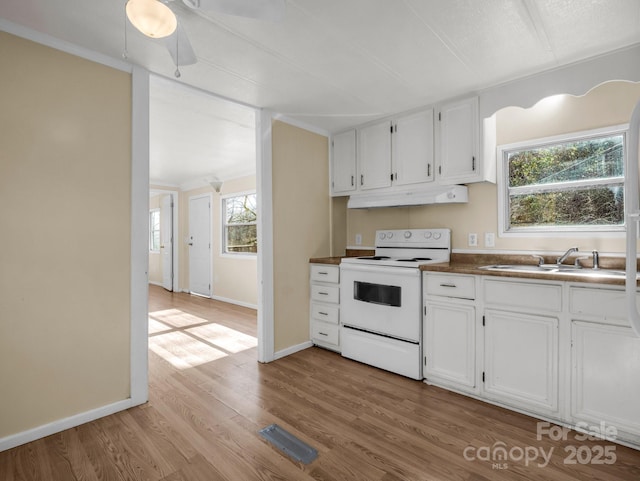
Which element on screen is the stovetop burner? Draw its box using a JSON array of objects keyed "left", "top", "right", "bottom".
[
  {"left": 357, "top": 256, "right": 390, "bottom": 260},
  {"left": 397, "top": 257, "right": 433, "bottom": 262}
]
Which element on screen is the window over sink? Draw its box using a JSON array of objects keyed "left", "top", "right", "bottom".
[{"left": 497, "top": 125, "right": 626, "bottom": 236}]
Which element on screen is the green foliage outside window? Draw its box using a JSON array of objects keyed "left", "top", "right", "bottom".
[{"left": 504, "top": 132, "right": 625, "bottom": 231}]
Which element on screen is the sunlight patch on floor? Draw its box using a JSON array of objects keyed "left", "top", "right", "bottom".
[
  {"left": 149, "top": 308, "right": 209, "bottom": 328},
  {"left": 186, "top": 323, "right": 258, "bottom": 353},
  {"left": 149, "top": 331, "right": 228, "bottom": 369},
  {"left": 148, "top": 307, "right": 258, "bottom": 369}
]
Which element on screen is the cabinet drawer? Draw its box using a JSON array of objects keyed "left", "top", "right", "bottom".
[
  {"left": 425, "top": 273, "right": 475, "bottom": 299},
  {"left": 311, "top": 284, "right": 339, "bottom": 304},
  {"left": 569, "top": 287, "right": 640, "bottom": 325},
  {"left": 310, "top": 264, "right": 339, "bottom": 283},
  {"left": 484, "top": 279, "right": 561, "bottom": 313},
  {"left": 311, "top": 302, "right": 339, "bottom": 324},
  {"left": 311, "top": 321, "right": 339, "bottom": 346}
]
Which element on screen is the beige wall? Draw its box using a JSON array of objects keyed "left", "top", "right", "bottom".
[
  {"left": 148, "top": 194, "right": 162, "bottom": 285},
  {"left": 180, "top": 175, "right": 258, "bottom": 306},
  {"left": 272, "top": 121, "right": 330, "bottom": 352},
  {"left": 344, "top": 81, "right": 640, "bottom": 254},
  {"left": 0, "top": 33, "right": 132, "bottom": 438}
]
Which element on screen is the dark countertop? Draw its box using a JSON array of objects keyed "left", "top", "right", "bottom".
[
  {"left": 310, "top": 252, "right": 637, "bottom": 286},
  {"left": 420, "top": 253, "right": 636, "bottom": 287}
]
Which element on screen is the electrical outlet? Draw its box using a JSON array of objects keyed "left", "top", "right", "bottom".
[
  {"left": 355, "top": 234, "right": 362, "bottom": 245},
  {"left": 485, "top": 232, "right": 495, "bottom": 248},
  {"left": 468, "top": 233, "right": 478, "bottom": 247}
]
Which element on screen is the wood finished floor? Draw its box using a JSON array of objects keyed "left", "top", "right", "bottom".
[{"left": 2, "top": 284, "right": 640, "bottom": 480}]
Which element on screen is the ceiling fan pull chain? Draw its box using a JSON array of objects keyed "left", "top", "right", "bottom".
[
  {"left": 174, "top": 25, "right": 181, "bottom": 78},
  {"left": 122, "top": 1, "right": 129, "bottom": 59}
]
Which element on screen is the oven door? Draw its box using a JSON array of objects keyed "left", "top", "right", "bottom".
[{"left": 339, "top": 263, "right": 421, "bottom": 342}]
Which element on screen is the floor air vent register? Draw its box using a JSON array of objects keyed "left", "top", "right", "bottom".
[{"left": 258, "top": 424, "right": 318, "bottom": 464}]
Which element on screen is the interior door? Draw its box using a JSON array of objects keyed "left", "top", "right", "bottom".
[
  {"left": 188, "top": 195, "right": 211, "bottom": 297},
  {"left": 160, "top": 194, "right": 173, "bottom": 291}
]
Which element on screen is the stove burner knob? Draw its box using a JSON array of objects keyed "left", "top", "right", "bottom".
[
  {"left": 424, "top": 232, "right": 432, "bottom": 239},
  {"left": 387, "top": 232, "right": 394, "bottom": 238},
  {"left": 379, "top": 232, "right": 386, "bottom": 240},
  {"left": 404, "top": 231, "right": 412, "bottom": 239},
  {"left": 433, "top": 232, "right": 441, "bottom": 240}
]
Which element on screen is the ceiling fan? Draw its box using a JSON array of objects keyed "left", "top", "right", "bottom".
[{"left": 125, "top": 0, "right": 285, "bottom": 74}]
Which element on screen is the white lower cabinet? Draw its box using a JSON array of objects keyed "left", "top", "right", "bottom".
[
  {"left": 424, "top": 299, "right": 476, "bottom": 390},
  {"left": 423, "top": 272, "right": 477, "bottom": 393},
  {"left": 570, "top": 287, "right": 640, "bottom": 441},
  {"left": 309, "top": 264, "right": 340, "bottom": 352},
  {"left": 483, "top": 309, "right": 559, "bottom": 415},
  {"left": 422, "top": 273, "right": 640, "bottom": 448}
]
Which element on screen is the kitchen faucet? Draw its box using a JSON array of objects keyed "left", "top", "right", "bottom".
[{"left": 557, "top": 247, "right": 579, "bottom": 266}]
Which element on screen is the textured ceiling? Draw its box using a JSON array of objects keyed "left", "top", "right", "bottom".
[{"left": 2, "top": 0, "right": 640, "bottom": 185}]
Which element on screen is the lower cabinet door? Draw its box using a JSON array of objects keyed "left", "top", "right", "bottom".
[
  {"left": 483, "top": 309, "right": 559, "bottom": 414},
  {"left": 424, "top": 299, "right": 475, "bottom": 390},
  {"left": 571, "top": 320, "right": 640, "bottom": 437}
]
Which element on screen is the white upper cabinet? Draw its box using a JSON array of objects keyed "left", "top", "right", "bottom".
[
  {"left": 437, "top": 96, "right": 480, "bottom": 184},
  {"left": 358, "top": 120, "right": 392, "bottom": 190},
  {"left": 330, "top": 129, "right": 357, "bottom": 196},
  {"left": 357, "top": 110, "right": 435, "bottom": 191},
  {"left": 392, "top": 109, "right": 434, "bottom": 186}
]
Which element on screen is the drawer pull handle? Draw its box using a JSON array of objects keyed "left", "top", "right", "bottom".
[
  {"left": 318, "top": 311, "right": 328, "bottom": 316},
  {"left": 318, "top": 271, "right": 329, "bottom": 275},
  {"left": 440, "top": 283, "right": 457, "bottom": 288},
  {"left": 318, "top": 332, "right": 328, "bottom": 336},
  {"left": 318, "top": 292, "right": 329, "bottom": 295}
]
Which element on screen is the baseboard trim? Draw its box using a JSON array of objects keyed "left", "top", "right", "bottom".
[
  {"left": 148, "top": 281, "right": 163, "bottom": 287},
  {"left": 0, "top": 398, "right": 142, "bottom": 452},
  {"left": 273, "top": 341, "right": 313, "bottom": 361},
  {"left": 211, "top": 294, "right": 258, "bottom": 310}
]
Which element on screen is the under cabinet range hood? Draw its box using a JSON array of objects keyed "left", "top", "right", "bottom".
[{"left": 347, "top": 184, "right": 468, "bottom": 209}]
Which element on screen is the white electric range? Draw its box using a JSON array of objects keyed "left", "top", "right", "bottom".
[{"left": 340, "top": 228, "right": 451, "bottom": 380}]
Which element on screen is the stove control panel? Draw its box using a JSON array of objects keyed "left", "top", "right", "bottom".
[{"left": 375, "top": 229, "right": 450, "bottom": 248}]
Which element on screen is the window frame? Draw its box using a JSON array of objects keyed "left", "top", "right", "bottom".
[
  {"left": 149, "top": 208, "right": 161, "bottom": 253},
  {"left": 497, "top": 124, "right": 628, "bottom": 238},
  {"left": 221, "top": 190, "right": 257, "bottom": 257}
]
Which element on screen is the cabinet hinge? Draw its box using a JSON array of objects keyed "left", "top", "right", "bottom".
[
  {"left": 438, "top": 112, "right": 441, "bottom": 121},
  {"left": 482, "top": 315, "right": 485, "bottom": 326},
  {"left": 482, "top": 372, "right": 485, "bottom": 383},
  {"left": 472, "top": 156, "right": 476, "bottom": 171}
]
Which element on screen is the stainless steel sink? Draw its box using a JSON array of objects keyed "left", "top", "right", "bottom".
[
  {"left": 479, "top": 264, "right": 628, "bottom": 278},
  {"left": 478, "top": 264, "right": 557, "bottom": 273}
]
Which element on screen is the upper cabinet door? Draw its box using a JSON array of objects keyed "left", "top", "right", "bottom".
[
  {"left": 392, "top": 109, "right": 434, "bottom": 186},
  {"left": 358, "top": 120, "right": 392, "bottom": 190},
  {"left": 438, "top": 97, "right": 479, "bottom": 184},
  {"left": 331, "top": 129, "right": 357, "bottom": 196}
]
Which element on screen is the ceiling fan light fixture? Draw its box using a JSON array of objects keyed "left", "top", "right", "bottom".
[{"left": 126, "top": 0, "right": 177, "bottom": 39}]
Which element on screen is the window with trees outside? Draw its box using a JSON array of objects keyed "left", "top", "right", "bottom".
[
  {"left": 498, "top": 126, "right": 626, "bottom": 235},
  {"left": 222, "top": 192, "right": 257, "bottom": 254},
  {"left": 149, "top": 209, "right": 160, "bottom": 252}
]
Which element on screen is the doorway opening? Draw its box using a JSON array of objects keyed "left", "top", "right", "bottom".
[{"left": 148, "top": 74, "right": 261, "bottom": 365}]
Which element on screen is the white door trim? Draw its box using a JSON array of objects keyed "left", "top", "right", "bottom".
[
  {"left": 130, "top": 66, "right": 150, "bottom": 406},
  {"left": 257, "top": 109, "right": 275, "bottom": 363}
]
